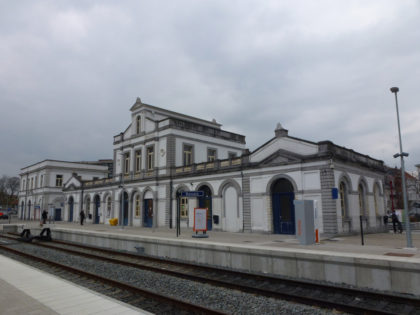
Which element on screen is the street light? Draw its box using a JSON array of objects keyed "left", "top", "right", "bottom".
[
  {"left": 390, "top": 87, "right": 413, "bottom": 248},
  {"left": 120, "top": 146, "right": 125, "bottom": 230}
]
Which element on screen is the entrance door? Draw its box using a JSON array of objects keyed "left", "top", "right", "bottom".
[
  {"left": 69, "top": 197, "right": 74, "bottom": 222},
  {"left": 271, "top": 178, "right": 295, "bottom": 234},
  {"left": 198, "top": 185, "right": 212, "bottom": 231},
  {"left": 122, "top": 192, "right": 128, "bottom": 226},
  {"left": 94, "top": 196, "right": 100, "bottom": 224},
  {"left": 272, "top": 192, "right": 295, "bottom": 234},
  {"left": 144, "top": 199, "right": 153, "bottom": 227},
  {"left": 28, "top": 201, "right": 31, "bottom": 220},
  {"left": 54, "top": 208, "right": 62, "bottom": 221}
]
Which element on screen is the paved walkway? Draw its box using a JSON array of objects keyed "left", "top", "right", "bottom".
[
  {"left": 14, "top": 220, "right": 420, "bottom": 259},
  {"left": 0, "top": 254, "right": 150, "bottom": 314}
]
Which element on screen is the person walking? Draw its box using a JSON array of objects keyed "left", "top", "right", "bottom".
[
  {"left": 80, "top": 210, "right": 86, "bottom": 225},
  {"left": 41, "top": 210, "right": 48, "bottom": 225}
]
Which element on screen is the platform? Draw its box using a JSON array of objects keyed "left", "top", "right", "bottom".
[
  {"left": 0, "top": 254, "right": 150, "bottom": 314},
  {"left": 2, "top": 220, "right": 420, "bottom": 300}
]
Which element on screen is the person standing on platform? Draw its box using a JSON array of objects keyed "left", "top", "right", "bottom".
[
  {"left": 383, "top": 212, "right": 389, "bottom": 226},
  {"left": 41, "top": 210, "right": 48, "bottom": 225},
  {"left": 391, "top": 211, "right": 403, "bottom": 234},
  {"left": 80, "top": 210, "right": 85, "bottom": 225}
]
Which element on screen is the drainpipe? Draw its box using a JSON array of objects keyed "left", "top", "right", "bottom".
[
  {"left": 169, "top": 173, "right": 173, "bottom": 229},
  {"left": 24, "top": 173, "right": 29, "bottom": 220},
  {"left": 81, "top": 183, "right": 84, "bottom": 220}
]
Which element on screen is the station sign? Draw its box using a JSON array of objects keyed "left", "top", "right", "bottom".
[{"left": 181, "top": 191, "right": 204, "bottom": 197}]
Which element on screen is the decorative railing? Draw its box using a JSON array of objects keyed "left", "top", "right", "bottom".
[
  {"left": 82, "top": 158, "right": 244, "bottom": 186},
  {"left": 174, "top": 158, "right": 242, "bottom": 174}
]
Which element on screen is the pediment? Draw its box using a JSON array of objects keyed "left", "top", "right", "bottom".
[
  {"left": 66, "top": 184, "right": 77, "bottom": 191},
  {"left": 64, "top": 175, "right": 82, "bottom": 190},
  {"left": 259, "top": 149, "right": 303, "bottom": 166}
]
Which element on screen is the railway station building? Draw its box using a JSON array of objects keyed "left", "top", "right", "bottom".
[
  {"left": 52, "top": 97, "right": 386, "bottom": 236},
  {"left": 18, "top": 160, "right": 111, "bottom": 221}
]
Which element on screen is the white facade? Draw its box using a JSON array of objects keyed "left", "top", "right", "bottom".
[
  {"left": 58, "top": 98, "right": 386, "bottom": 236},
  {"left": 18, "top": 160, "right": 109, "bottom": 221}
]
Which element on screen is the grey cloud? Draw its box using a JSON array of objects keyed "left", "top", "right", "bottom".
[{"left": 1, "top": 1, "right": 419, "bottom": 176}]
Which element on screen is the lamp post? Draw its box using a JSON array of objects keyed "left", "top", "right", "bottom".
[
  {"left": 390, "top": 87, "right": 412, "bottom": 248},
  {"left": 119, "top": 146, "right": 125, "bottom": 230}
]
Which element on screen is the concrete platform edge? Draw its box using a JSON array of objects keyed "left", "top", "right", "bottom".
[{"left": 45, "top": 227, "right": 420, "bottom": 298}]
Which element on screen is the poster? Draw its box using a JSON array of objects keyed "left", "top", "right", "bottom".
[{"left": 194, "top": 208, "right": 207, "bottom": 232}]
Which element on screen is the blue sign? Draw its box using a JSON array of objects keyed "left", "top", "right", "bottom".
[
  {"left": 332, "top": 188, "right": 338, "bottom": 199},
  {"left": 181, "top": 191, "right": 204, "bottom": 197}
]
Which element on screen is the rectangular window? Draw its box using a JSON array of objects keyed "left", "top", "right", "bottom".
[
  {"left": 183, "top": 144, "right": 193, "bottom": 166},
  {"left": 22, "top": 179, "right": 26, "bottom": 191},
  {"left": 228, "top": 152, "right": 237, "bottom": 159},
  {"left": 135, "top": 150, "right": 142, "bottom": 173},
  {"left": 31, "top": 178, "right": 34, "bottom": 189},
  {"left": 35, "top": 176, "right": 38, "bottom": 188},
  {"left": 147, "top": 146, "right": 154, "bottom": 170},
  {"left": 124, "top": 153, "right": 130, "bottom": 174},
  {"left": 207, "top": 148, "right": 216, "bottom": 162},
  {"left": 40, "top": 175, "right": 43, "bottom": 187},
  {"left": 180, "top": 197, "right": 188, "bottom": 218},
  {"left": 56, "top": 175, "right": 63, "bottom": 187}
]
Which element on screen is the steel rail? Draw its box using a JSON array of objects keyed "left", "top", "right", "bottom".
[
  {"left": 2, "top": 233, "right": 420, "bottom": 314},
  {"left": 0, "top": 243, "right": 227, "bottom": 315}
]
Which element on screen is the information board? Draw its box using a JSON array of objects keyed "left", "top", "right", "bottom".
[{"left": 193, "top": 208, "right": 207, "bottom": 232}]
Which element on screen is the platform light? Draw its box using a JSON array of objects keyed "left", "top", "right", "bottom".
[{"left": 390, "top": 87, "right": 412, "bottom": 248}]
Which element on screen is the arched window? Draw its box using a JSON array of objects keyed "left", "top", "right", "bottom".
[
  {"left": 106, "top": 196, "right": 112, "bottom": 217},
  {"left": 135, "top": 194, "right": 140, "bottom": 217},
  {"left": 136, "top": 116, "right": 141, "bottom": 134},
  {"left": 339, "top": 181, "right": 348, "bottom": 218}
]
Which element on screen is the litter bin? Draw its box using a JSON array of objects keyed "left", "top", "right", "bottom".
[{"left": 213, "top": 215, "right": 219, "bottom": 224}]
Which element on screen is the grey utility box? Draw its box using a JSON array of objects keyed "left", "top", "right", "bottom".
[{"left": 294, "top": 200, "right": 315, "bottom": 245}]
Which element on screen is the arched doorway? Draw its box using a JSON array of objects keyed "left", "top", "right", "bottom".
[
  {"left": 28, "top": 200, "right": 32, "bottom": 220},
  {"left": 143, "top": 190, "right": 153, "bottom": 227},
  {"left": 271, "top": 178, "right": 295, "bottom": 234},
  {"left": 69, "top": 197, "right": 74, "bottom": 222},
  {"left": 120, "top": 192, "right": 129, "bottom": 226},
  {"left": 94, "top": 195, "right": 101, "bottom": 224},
  {"left": 197, "top": 185, "right": 212, "bottom": 230},
  {"left": 223, "top": 185, "right": 239, "bottom": 232}
]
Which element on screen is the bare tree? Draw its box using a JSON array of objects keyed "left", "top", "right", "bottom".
[
  {"left": 0, "top": 176, "right": 20, "bottom": 208},
  {"left": 0, "top": 176, "right": 7, "bottom": 207}
]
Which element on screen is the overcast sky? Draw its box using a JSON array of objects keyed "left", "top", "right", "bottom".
[{"left": 1, "top": 0, "right": 419, "bottom": 177}]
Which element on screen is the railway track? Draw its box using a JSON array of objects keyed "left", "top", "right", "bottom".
[
  {"left": 0, "top": 235, "right": 225, "bottom": 314},
  {"left": 1, "top": 233, "right": 420, "bottom": 314}
]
